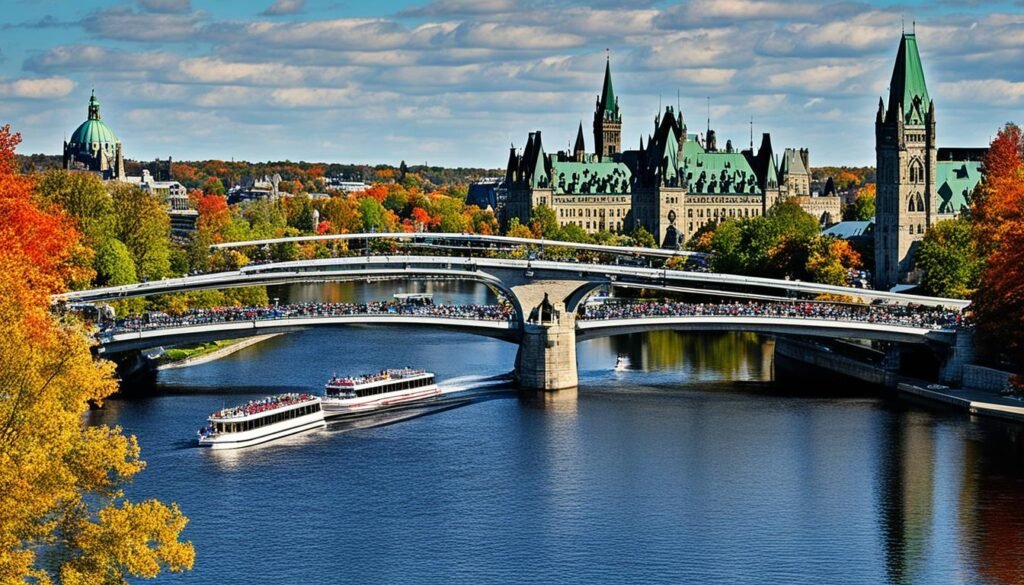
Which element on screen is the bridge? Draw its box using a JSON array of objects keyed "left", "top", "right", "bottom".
[{"left": 61, "top": 234, "right": 971, "bottom": 391}]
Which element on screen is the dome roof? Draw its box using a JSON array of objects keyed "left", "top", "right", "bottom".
[
  {"left": 68, "top": 91, "right": 119, "bottom": 154},
  {"left": 70, "top": 119, "right": 119, "bottom": 148}
]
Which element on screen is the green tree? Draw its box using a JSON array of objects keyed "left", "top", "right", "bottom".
[
  {"left": 359, "top": 197, "right": 387, "bottom": 232},
  {"left": 558, "top": 222, "right": 593, "bottom": 243},
  {"left": 108, "top": 183, "right": 171, "bottom": 281},
  {"left": 916, "top": 216, "right": 983, "bottom": 298},
  {"left": 710, "top": 220, "right": 744, "bottom": 273},
  {"left": 35, "top": 170, "right": 114, "bottom": 246},
  {"left": 629, "top": 226, "right": 657, "bottom": 248},
  {"left": 93, "top": 239, "right": 137, "bottom": 287},
  {"left": 529, "top": 204, "right": 560, "bottom": 239}
]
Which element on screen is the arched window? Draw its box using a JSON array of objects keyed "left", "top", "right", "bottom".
[
  {"left": 916, "top": 193, "right": 925, "bottom": 212},
  {"left": 909, "top": 159, "right": 924, "bottom": 184},
  {"left": 908, "top": 195, "right": 916, "bottom": 212}
]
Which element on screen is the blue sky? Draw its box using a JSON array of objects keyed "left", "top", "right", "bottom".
[{"left": 1, "top": 0, "right": 1021, "bottom": 168}]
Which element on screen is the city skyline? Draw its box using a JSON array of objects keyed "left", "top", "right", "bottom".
[{"left": 2, "top": 0, "right": 1021, "bottom": 167}]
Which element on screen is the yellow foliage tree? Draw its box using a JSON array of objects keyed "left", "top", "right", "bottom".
[{"left": 0, "top": 125, "right": 193, "bottom": 583}]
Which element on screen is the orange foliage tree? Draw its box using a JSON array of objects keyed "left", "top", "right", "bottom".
[
  {"left": 0, "top": 125, "right": 194, "bottom": 582},
  {"left": 971, "top": 123, "right": 1024, "bottom": 375}
]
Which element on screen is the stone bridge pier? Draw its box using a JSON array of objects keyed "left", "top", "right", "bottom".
[{"left": 506, "top": 279, "right": 593, "bottom": 391}]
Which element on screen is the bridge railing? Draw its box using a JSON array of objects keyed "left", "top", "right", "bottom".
[
  {"left": 578, "top": 300, "right": 963, "bottom": 331},
  {"left": 208, "top": 232, "right": 710, "bottom": 260},
  {"left": 98, "top": 301, "right": 518, "bottom": 339}
]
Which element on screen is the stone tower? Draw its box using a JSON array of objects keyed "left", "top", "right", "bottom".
[
  {"left": 593, "top": 58, "right": 621, "bottom": 158},
  {"left": 875, "top": 33, "right": 936, "bottom": 290}
]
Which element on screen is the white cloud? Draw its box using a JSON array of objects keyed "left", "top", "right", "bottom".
[
  {"left": 0, "top": 77, "right": 76, "bottom": 99},
  {"left": 398, "top": 0, "right": 517, "bottom": 17},
  {"left": 81, "top": 8, "right": 203, "bottom": 42},
  {"left": 940, "top": 79, "right": 1024, "bottom": 104}
]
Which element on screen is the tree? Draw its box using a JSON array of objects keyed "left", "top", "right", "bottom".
[
  {"left": 506, "top": 217, "right": 534, "bottom": 239},
  {"left": 108, "top": 183, "right": 172, "bottom": 281},
  {"left": 202, "top": 176, "right": 225, "bottom": 196},
  {"left": 359, "top": 197, "right": 387, "bottom": 232},
  {"left": 431, "top": 195, "right": 468, "bottom": 233},
  {"left": 93, "top": 239, "right": 137, "bottom": 286},
  {"left": 0, "top": 125, "right": 193, "bottom": 583},
  {"left": 529, "top": 204, "right": 560, "bottom": 239},
  {"left": 805, "top": 236, "right": 862, "bottom": 286},
  {"left": 708, "top": 201, "right": 820, "bottom": 278},
  {"left": 35, "top": 170, "right": 114, "bottom": 246},
  {"left": 558, "top": 222, "right": 592, "bottom": 243},
  {"left": 972, "top": 123, "right": 1024, "bottom": 253},
  {"left": 843, "top": 184, "right": 876, "bottom": 221},
  {"left": 194, "top": 192, "right": 231, "bottom": 242},
  {"left": 629, "top": 226, "right": 657, "bottom": 248},
  {"left": 971, "top": 123, "right": 1024, "bottom": 373},
  {"left": 914, "top": 217, "right": 982, "bottom": 298}
]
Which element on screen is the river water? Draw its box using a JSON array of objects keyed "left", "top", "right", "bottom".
[{"left": 91, "top": 282, "right": 1024, "bottom": 584}]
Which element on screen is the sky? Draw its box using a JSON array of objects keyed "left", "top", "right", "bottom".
[{"left": 1, "top": 0, "right": 1022, "bottom": 168}]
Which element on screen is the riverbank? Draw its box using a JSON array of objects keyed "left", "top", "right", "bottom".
[
  {"left": 775, "top": 337, "right": 1024, "bottom": 424},
  {"left": 156, "top": 334, "right": 281, "bottom": 370}
]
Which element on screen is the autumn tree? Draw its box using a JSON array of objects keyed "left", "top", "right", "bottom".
[
  {"left": 805, "top": 236, "right": 862, "bottom": 286},
  {"left": 971, "top": 123, "right": 1024, "bottom": 373},
  {"left": 506, "top": 217, "right": 534, "bottom": 239},
  {"left": 843, "top": 184, "right": 876, "bottom": 221},
  {"left": 0, "top": 124, "right": 193, "bottom": 582}
]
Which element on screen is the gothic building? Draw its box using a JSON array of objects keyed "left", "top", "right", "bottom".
[
  {"left": 874, "top": 33, "right": 985, "bottom": 289},
  {"left": 63, "top": 90, "right": 125, "bottom": 180},
  {"left": 504, "top": 59, "right": 827, "bottom": 247}
]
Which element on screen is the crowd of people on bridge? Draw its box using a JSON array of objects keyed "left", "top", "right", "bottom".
[
  {"left": 103, "top": 299, "right": 516, "bottom": 334},
  {"left": 579, "top": 300, "right": 963, "bottom": 330}
]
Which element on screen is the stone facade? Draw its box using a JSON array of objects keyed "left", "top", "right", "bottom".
[
  {"left": 874, "top": 33, "right": 986, "bottom": 289},
  {"left": 503, "top": 59, "right": 838, "bottom": 248}
]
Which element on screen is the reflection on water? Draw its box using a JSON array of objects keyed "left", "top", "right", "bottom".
[{"left": 97, "top": 281, "right": 1024, "bottom": 584}]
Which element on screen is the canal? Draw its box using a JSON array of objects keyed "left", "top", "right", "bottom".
[{"left": 91, "top": 281, "right": 1024, "bottom": 584}]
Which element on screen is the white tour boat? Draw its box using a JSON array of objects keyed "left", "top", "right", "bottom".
[
  {"left": 197, "top": 393, "right": 325, "bottom": 450},
  {"left": 322, "top": 368, "right": 440, "bottom": 417}
]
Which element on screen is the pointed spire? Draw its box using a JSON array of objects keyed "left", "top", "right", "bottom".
[
  {"left": 886, "top": 32, "right": 930, "bottom": 124},
  {"left": 599, "top": 54, "right": 616, "bottom": 116},
  {"left": 574, "top": 122, "right": 586, "bottom": 154}
]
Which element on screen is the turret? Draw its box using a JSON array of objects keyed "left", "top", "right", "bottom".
[{"left": 573, "top": 122, "right": 586, "bottom": 162}]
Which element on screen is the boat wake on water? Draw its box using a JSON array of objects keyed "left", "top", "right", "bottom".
[{"left": 438, "top": 371, "right": 515, "bottom": 395}]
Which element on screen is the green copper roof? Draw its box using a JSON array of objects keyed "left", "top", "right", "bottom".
[
  {"left": 888, "top": 33, "right": 930, "bottom": 124},
  {"left": 937, "top": 161, "right": 982, "bottom": 214},
  {"left": 551, "top": 160, "right": 631, "bottom": 195},
  {"left": 599, "top": 59, "right": 616, "bottom": 116},
  {"left": 68, "top": 91, "right": 119, "bottom": 154},
  {"left": 682, "top": 140, "right": 761, "bottom": 195}
]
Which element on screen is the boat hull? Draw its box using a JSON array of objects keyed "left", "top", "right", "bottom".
[
  {"left": 198, "top": 413, "right": 326, "bottom": 450},
  {"left": 322, "top": 385, "right": 441, "bottom": 417}
]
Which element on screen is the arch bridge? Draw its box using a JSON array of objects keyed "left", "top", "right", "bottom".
[{"left": 60, "top": 235, "right": 970, "bottom": 390}]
